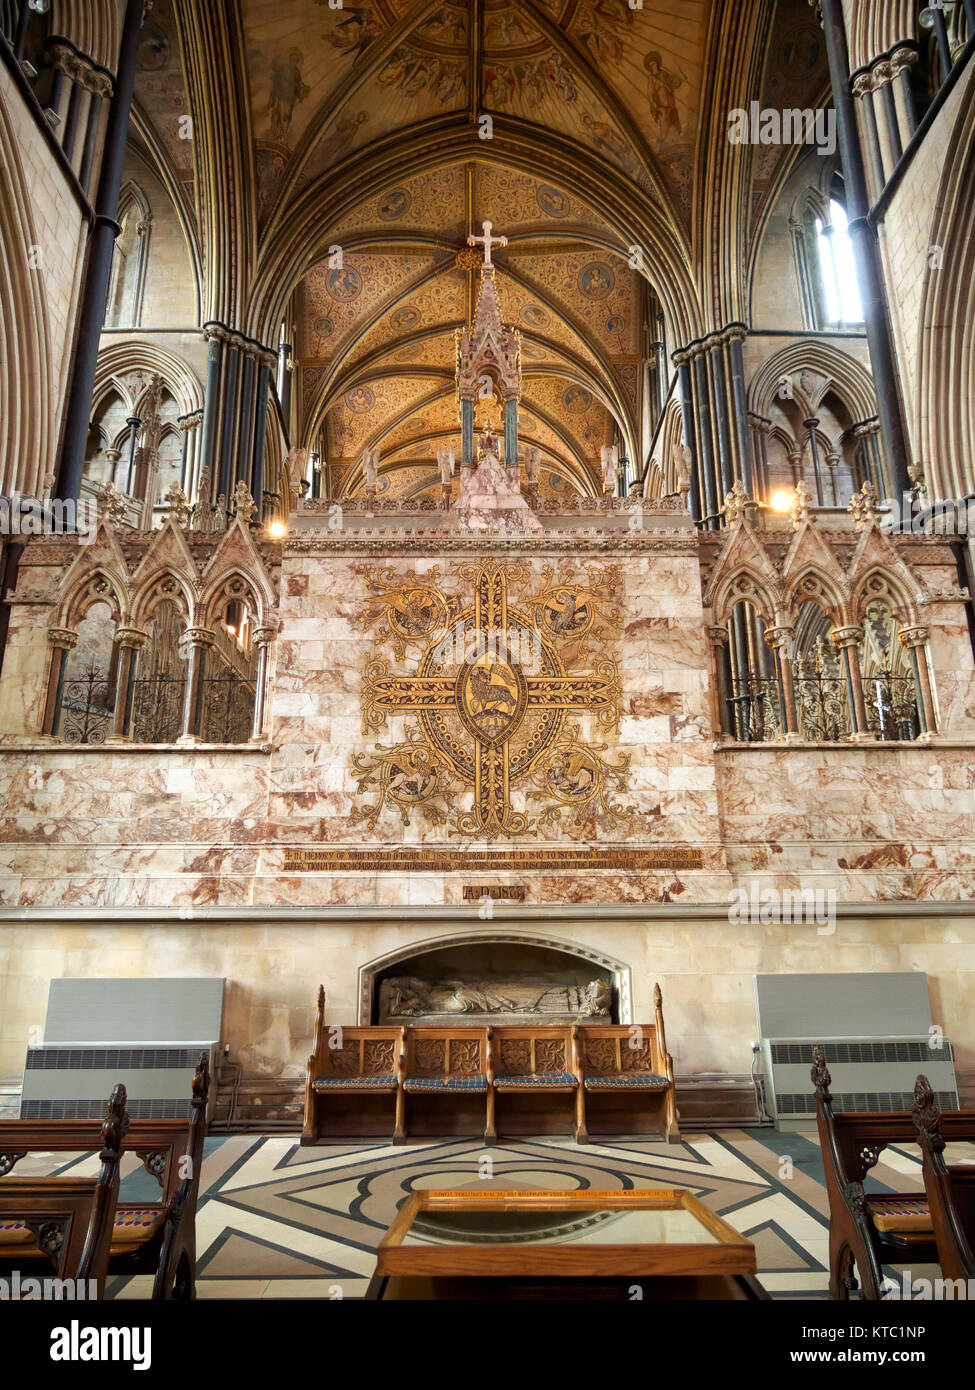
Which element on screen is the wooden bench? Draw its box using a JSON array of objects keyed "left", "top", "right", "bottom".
[
  {"left": 403, "top": 1026, "right": 492, "bottom": 1141},
  {"left": 576, "top": 987, "right": 679, "bottom": 1142},
  {"left": 912, "top": 1074, "right": 975, "bottom": 1282},
  {"left": 490, "top": 1025, "right": 582, "bottom": 1140},
  {"left": 303, "top": 989, "right": 406, "bottom": 1143},
  {"left": 0, "top": 1055, "right": 209, "bottom": 1299},
  {"left": 811, "top": 1046, "right": 975, "bottom": 1299},
  {"left": 0, "top": 1084, "right": 127, "bottom": 1298}
]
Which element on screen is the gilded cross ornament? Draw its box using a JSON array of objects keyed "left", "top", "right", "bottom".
[{"left": 353, "top": 561, "right": 629, "bottom": 838}]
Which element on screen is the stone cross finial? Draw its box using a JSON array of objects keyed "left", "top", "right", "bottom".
[
  {"left": 467, "top": 219, "right": 508, "bottom": 268},
  {"left": 722, "top": 478, "right": 749, "bottom": 524},
  {"left": 790, "top": 479, "right": 813, "bottom": 530},
  {"left": 164, "top": 482, "right": 190, "bottom": 526},
  {"left": 849, "top": 479, "right": 879, "bottom": 530},
  {"left": 101, "top": 481, "right": 129, "bottom": 526}
]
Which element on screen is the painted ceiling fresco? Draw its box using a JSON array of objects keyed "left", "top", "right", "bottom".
[{"left": 225, "top": 0, "right": 719, "bottom": 499}]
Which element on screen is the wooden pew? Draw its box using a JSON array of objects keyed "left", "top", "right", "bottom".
[
  {"left": 0, "top": 1084, "right": 128, "bottom": 1299},
  {"left": 303, "top": 988, "right": 406, "bottom": 1143},
  {"left": 811, "top": 1046, "right": 975, "bottom": 1299},
  {"left": 0, "top": 1055, "right": 209, "bottom": 1300},
  {"left": 402, "top": 1026, "right": 492, "bottom": 1141},
  {"left": 491, "top": 1025, "right": 581, "bottom": 1140},
  {"left": 576, "top": 987, "right": 679, "bottom": 1143},
  {"left": 912, "top": 1074, "right": 975, "bottom": 1282}
]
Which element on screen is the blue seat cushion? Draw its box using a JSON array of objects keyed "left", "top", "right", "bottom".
[
  {"left": 584, "top": 1074, "right": 670, "bottom": 1089},
  {"left": 495, "top": 1072, "right": 578, "bottom": 1089},
  {"left": 404, "top": 1075, "right": 488, "bottom": 1092},
  {"left": 314, "top": 1075, "right": 398, "bottom": 1090}
]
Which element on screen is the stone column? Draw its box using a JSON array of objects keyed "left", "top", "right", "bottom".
[
  {"left": 52, "top": 0, "right": 147, "bottom": 504},
  {"left": 815, "top": 0, "right": 912, "bottom": 498},
  {"left": 672, "top": 350, "right": 701, "bottom": 523},
  {"left": 217, "top": 339, "right": 241, "bottom": 501},
  {"left": 105, "top": 447, "right": 122, "bottom": 486},
  {"left": 42, "top": 628, "right": 78, "bottom": 736},
  {"left": 250, "top": 625, "right": 276, "bottom": 742},
  {"left": 805, "top": 418, "right": 824, "bottom": 505},
  {"left": 251, "top": 356, "right": 274, "bottom": 513},
  {"left": 726, "top": 326, "right": 756, "bottom": 498},
  {"left": 110, "top": 626, "right": 147, "bottom": 739},
  {"left": 460, "top": 398, "right": 475, "bottom": 467},
  {"left": 765, "top": 626, "right": 800, "bottom": 740},
  {"left": 889, "top": 46, "right": 919, "bottom": 146},
  {"left": 851, "top": 71, "right": 886, "bottom": 196},
  {"left": 831, "top": 624, "right": 873, "bottom": 741},
  {"left": 179, "top": 628, "right": 215, "bottom": 743},
  {"left": 503, "top": 397, "right": 518, "bottom": 470},
  {"left": 691, "top": 344, "right": 718, "bottom": 529},
  {"left": 122, "top": 416, "right": 140, "bottom": 495},
  {"left": 899, "top": 625, "right": 937, "bottom": 738}
]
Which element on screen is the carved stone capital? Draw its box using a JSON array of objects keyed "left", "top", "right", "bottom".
[
  {"left": 47, "top": 627, "right": 78, "bottom": 650},
  {"left": 898, "top": 625, "right": 929, "bottom": 649},
  {"left": 764, "top": 625, "right": 795, "bottom": 651},
  {"left": 851, "top": 72, "right": 876, "bottom": 99},
  {"left": 889, "top": 45, "right": 918, "bottom": 75},
  {"left": 707, "top": 624, "right": 730, "bottom": 648},
  {"left": 831, "top": 625, "right": 862, "bottom": 649},
  {"left": 253, "top": 625, "right": 277, "bottom": 649},
  {"left": 182, "top": 627, "right": 216, "bottom": 649},
  {"left": 115, "top": 626, "right": 148, "bottom": 650}
]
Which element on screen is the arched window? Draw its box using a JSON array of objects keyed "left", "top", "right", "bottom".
[
  {"left": 723, "top": 599, "right": 780, "bottom": 742},
  {"left": 107, "top": 187, "right": 152, "bottom": 329},
  {"left": 200, "top": 585, "right": 260, "bottom": 744},
  {"left": 792, "top": 600, "right": 850, "bottom": 741},
  {"left": 814, "top": 200, "right": 863, "bottom": 328},
  {"left": 860, "top": 600, "right": 920, "bottom": 741},
  {"left": 54, "top": 601, "right": 120, "bottom": 744},
  {"left": 130, "top": 589, "right": 189, "bottom": 743}
]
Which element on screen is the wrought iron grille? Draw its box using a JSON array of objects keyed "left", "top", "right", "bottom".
[
  {"left": 130, "top": 675, "right": 186, "bottom": 744},
  {"left": 727, "top": 674, "right": 782, "bottom": 743},
  {"left": 863, "top": 673, "right": 920, "bottom": 742},
  {"left": 200, "top": 673, "right": 255, "bottom": 744},
  {"left": 57, "top": 664, "right": 115, "bottom": 745},
  {"left": 794, "top": 654, "right": 853, "bottom": 742}
]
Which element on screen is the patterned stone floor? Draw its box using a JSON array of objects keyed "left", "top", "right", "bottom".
[{"left": 65, "top": 1126, "right": 958, "bottom": 1300}]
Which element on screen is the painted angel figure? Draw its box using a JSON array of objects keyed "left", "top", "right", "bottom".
[
  {"left": 436, "top": 445, "right": 455, "bottom": 486},
  {"left": 524, "top": 445, "right": 541, "bottom": 485}
]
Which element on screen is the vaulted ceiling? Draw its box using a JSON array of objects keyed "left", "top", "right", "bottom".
[{"left": 130, "top": 0, "right": 830, "bottom": 498}]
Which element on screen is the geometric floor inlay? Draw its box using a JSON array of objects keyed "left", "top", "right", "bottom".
[{"left": 24, "top": 1127, "right": 969, "bottom": 1299}]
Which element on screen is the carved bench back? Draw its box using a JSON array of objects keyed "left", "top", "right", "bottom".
[
  {"left": 404, "top": 1027, "right": 489, "bottom": 1077},
  {"left": 0, "top": 1057, "right": 209, "bottom": 1204},
  {"left": 492, "top": 1026, "right": 576, "bottom": 1078},
  {"left": 579, "top": 1025, "right": 663, "bottom": 1077},
  {"left": 317, "top": 1026, "right": 405, "bottom": 1080}
]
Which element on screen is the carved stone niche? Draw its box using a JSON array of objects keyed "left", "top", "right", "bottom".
[{"left": 365, "top": 936, "right": 625, "bottom": 1027}]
